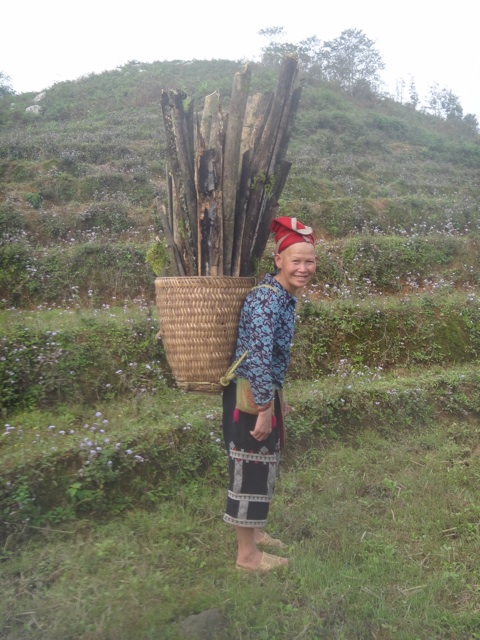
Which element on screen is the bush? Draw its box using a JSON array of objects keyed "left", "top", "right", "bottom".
[
  {"left": 0, "top": 309, "right": 167, "bottom": 411},
  {"left": 341, "top": 235, "right": 461, "bottom": 290},
  {"left": 0, "top": 205, "right": 27, "bottom": 241},
  {"left": 23, "top": 192, "right": 42, "bottom": 209},
  {"left": 290, "top": 291, "right": 480, "bottom": 377},
  {"left": 0, "top": 242, "right": 156, "bottom": 307}
]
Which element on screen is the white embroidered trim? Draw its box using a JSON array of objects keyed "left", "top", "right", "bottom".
[
  {"left": 228, "top": 448, "right": 277, "bottom": 463},
  {"left": 227, "top": 490, "right": 271, "bottom": 502},
  {"left": 223, "top": 513, "right": 267, "bottom": 527},
  {"left": 291, "top": 217, "right": 313, "bottom": 234}
]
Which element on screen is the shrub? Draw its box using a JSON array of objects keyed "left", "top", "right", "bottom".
[
  {"left": 0, "top": 205, "right": 27, "bottom": 241},
  {"left": 290, "top": 291, "right": 480, "bottom": 377},
  {"left": 0, "top": 242, "right": 156, "bottom": 307},
  {"left": 37, "top": 172, "right": 77, "bottom": 203},
  {"left": 0, "top": 309, "right": 167, "bottom": 411}
]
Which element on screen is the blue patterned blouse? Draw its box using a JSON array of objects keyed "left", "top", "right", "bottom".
[{"left": 232, "top": 272, "right": 297, "bottom": 405}]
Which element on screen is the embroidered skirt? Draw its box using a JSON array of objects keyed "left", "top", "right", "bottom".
[{"left": 222, "top": 381, "right": 280, "bottom": 528}]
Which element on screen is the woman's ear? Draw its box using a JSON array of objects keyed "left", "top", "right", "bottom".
[{"left": 274, "top": 253, "right": 282, "bottom": 270}]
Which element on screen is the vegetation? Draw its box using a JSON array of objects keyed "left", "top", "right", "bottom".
[
  {"left": 3, "top": 401, "right": 480, "bottom": 639},
  {"left": 0, "top": 70, "right": 14, "bottom": 97},
  {"left": 1, "top": 50, "right": 480, "bottom": 638}
]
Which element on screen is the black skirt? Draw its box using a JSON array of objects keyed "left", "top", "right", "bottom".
[{"left": 222, "top": 381, "right": 280, "bottom": 528}]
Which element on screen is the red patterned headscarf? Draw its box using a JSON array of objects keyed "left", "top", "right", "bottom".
[{"left": 271, "top": 217, "right": 314, "bottom": 253}]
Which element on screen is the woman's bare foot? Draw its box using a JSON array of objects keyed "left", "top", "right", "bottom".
[
  {"left": 236, "top": 552, "right": 288, "bottom": 573},
  {"left": 235, "top": 548, "right": 264, "bottom": 571},
  {"left": 255, "top": 530, "right": 287, "bottom": 549}
]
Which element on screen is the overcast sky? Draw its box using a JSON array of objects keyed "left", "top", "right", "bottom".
[{"left": 3, "top": 0, "right": 479, "bottom": 118}]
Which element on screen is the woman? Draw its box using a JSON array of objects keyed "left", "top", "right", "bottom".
[{"left": 222, "top": 216, "right": 317, "bottom": 572}]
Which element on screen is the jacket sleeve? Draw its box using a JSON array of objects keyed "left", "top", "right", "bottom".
[{"left": 244, "top": 289, "right": 280, "bottom": 406}]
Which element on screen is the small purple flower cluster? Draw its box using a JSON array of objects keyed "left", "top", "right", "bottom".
[
  {"left": 2, "top": 410, "right": 146, "bottom": 477},
  {"left": 76, "top": 411, "right": 146, "bottom": 474}
]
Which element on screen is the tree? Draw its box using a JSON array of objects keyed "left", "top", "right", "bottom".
[
  {"left": 395, "top": 78, "right": 406, "bottom": 103},
  {"left": 0, "top": 71, "right": 14, "bottom": 96},
  {"left": 293, "top": 36, "right": 324, "bottom": 75},
  {"left": 426, "top": 82, "right": 463, "bottom": 119},
  {"left": 426, "top": 82, "right": 441, "bottom": 116},
  {"left": 442, "top": 91, "right": 463, "bottom": 120},
  {"left": 259, "top": 27, "right": 298, "bottom": 67},
  {"left": 462, "top": 113, "right": 479, "bottom": 135},
  {"left": 322, "top": 28, "right": 385, "bottom": 94},
  {"left": 258, "top": 27, "right": 325, "bottom": 79},
  {"left": 408, "top": 75, "right": 419, "bottom": 109}
]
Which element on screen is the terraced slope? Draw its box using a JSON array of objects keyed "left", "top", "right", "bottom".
[{"left": 1, "top": 59, "right": 480, "bottom": 526}]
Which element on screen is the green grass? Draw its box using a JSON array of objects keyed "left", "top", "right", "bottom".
[{"left": 2, "top": 418, "right": 480, "bottom": 639}]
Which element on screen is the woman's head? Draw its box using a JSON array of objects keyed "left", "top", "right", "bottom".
[
  {"left": 271, "top": 216, "right": 316, "bottom": 295},
  {"left": 271, "top": 216, "right": 314, "bottom": 253}
]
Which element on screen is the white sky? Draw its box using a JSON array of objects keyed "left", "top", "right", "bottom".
[{"left": 2, "top": 0, "right": 480, "bottom": 119}]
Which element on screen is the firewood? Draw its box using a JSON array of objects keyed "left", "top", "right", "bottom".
[
  {"left": 195, "top": 113, "right": 225, "bottom": 275},
  {"left": 161, "top": 90, "right": 197, "bottom": 274},
  {"left": 231, "top": 93, "right": 273, "bottom": 277},
  {"left": 159, "top": 55, "right": 301, "bottom": 278},
  {"left": 200, "top": 91, "right": 220, "bottom": 148},
  {"left": 222, "top": 65, "right": 251, "bottom": 276},
  {"left": 157, "top": 202, "right": 185, "bottom": 277},
  {"left": 239, "top": 55, "right": 299, "bottom": 274}
]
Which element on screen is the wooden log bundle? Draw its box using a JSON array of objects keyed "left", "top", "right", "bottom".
[{"left": 159, "top": 55, "right": 302, "bottom": 277}]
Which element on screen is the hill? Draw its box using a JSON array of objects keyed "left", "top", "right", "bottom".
[
  {"left": 2, "top": 59, "right": 480, "bottom": 639},
  {"left": 1, "top": 57, "right": 480, "bottom": 488},
  {"left": 1, "top": 57, "right": 480, "bottom": 399},
  {"left": 1, "top": 59, "right": 480, "bottom": 305}
]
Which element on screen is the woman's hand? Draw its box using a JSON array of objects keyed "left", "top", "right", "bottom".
[{"left": 250, "top": 410, "right": 273, "bottom": 441}]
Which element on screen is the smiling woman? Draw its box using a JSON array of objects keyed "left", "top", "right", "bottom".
[
  {"left": 221, "top": 216, "right": 317, "bottom": 573},
  {"left": 274, "top": 243, "right": 317, "bottom": 295}
]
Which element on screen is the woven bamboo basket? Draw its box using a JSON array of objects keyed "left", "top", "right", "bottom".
[{"left": 155, "top": 276, "right": 255, "bottom": 393}]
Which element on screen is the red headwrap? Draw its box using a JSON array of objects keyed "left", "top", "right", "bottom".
[{"left": 271, "top": 217, "right": 314, "bottom": 253}]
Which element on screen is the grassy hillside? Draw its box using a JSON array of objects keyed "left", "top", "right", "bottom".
[
  {"left": 1, "top": 57, "right": 479, "bottom": 397},
  {"left": 2, "top": 54, "right": 480, "bottom": 513},
  {"left": 2, "top": 59, "right": 480, "bottom": 639},
  {"left": 1, "top": 59, "right": 479, "bottom": 307},
  {"left": 1, "top": 59, "right": 479, "bottom": 251}
]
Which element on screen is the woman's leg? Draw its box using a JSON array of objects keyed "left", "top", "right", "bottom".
[
  {"left": 223, "top": 383, "right": 286, "bottom": 569},
  {"left": 235, "top": 526, "right": 263, "bottom": 569},
  {"left": 235, "top": 526, "right": 287, "bottom": 570}
]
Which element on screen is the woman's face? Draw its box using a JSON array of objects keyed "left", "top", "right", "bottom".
[{"left": 274, "top": 242, "right": 317, "bottom": 295}]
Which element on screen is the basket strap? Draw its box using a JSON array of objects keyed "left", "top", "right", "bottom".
[
  {"left": 252, "top": 284, "right": 279, "bottom": 293},
  {"left": 219, "top": 350, "right": 248, "bottom": 387}
]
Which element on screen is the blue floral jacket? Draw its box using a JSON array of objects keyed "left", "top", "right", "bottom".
[{"left": 232, "top": 273, "right": 297, "bottom": 405}]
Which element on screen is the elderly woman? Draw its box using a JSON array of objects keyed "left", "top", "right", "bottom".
[{"left": 222, "top": 216, "right": 317, "bottom": 572}]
